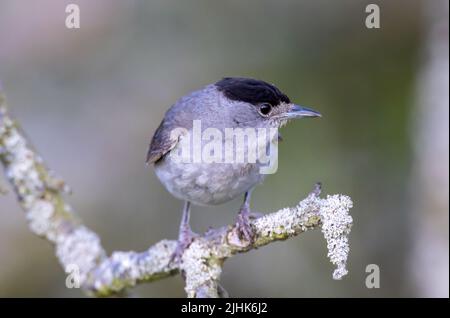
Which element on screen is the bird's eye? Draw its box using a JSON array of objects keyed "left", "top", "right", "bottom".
[{"left": 259, "top": 103, "right": 272, "bottom": 116}]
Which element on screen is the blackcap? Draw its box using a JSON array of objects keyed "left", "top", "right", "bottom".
[{"left": 147, "top": 77, "right": 321, "bottom": 262}]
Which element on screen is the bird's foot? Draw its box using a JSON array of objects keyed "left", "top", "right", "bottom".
[
  {"left": 235, "top": 207, "right": 257, "bottom": 243},
  {"left": 170, "top": 229, "right": 198, "bottom": 265}
]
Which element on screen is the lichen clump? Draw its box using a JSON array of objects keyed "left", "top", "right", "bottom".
[{"left": 319, "top": 194, "right": 353, "bottom": 280}]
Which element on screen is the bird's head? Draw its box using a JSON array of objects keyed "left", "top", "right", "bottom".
[{"left": 215, "top": 77, "right": 321, "bottom": 129}]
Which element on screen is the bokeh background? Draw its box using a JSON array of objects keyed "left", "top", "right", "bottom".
[{"left": 0, "top": 0, "right": 448, "bottom": 297}]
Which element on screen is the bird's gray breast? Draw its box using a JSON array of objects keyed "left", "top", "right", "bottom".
[{"left": 154, "top": 135, "right": 268, "bottom": 206}]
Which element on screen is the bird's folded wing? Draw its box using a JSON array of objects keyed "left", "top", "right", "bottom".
[{"left": 146, "top": 119, "right": 181, "bottom": 164}]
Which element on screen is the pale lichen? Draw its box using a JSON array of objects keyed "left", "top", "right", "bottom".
[
  {"left": 181, "top": 239, "right": 222, "bottom": 298},
  {"left": 88, "top": 240, "right": 178, "bottom": 296},
  {"left": 319, "top": 194, "right": 353, "bottom": 280},
  {"left": 26, "top": 200, "right": 55, "bottom": 236},
  {"left": 252, "top": 194, "right": 322, "bottom": 243},
  {"left": 234, "top": 192, "right": 352, "bottom": 281},
  {"left": 56, "top": 226, "right": 105, "bottom": 284}
]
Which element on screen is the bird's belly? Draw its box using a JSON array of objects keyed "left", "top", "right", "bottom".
[{"left": 154, "top": 159, "right": 265, "bottom": 206}]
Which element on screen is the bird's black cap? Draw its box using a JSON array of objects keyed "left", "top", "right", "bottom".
[{"left": 216, "top": 77, "right": 290, "bottom": 106}]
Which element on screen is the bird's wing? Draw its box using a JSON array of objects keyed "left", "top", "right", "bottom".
[{"left": 146, "top": 119, "right": 181, "bottom": 164}]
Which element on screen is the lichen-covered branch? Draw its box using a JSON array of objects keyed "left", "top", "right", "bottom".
[{"left": 0, "top": 91, "right": 353, "bottom": 298}]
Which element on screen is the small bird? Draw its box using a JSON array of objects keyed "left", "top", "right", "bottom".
[{"left": 147, "top": 77, "right": 321, "bottom": 261}]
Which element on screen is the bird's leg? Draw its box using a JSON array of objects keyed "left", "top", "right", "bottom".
[
  {"left": 171, "top": 201, "right": 196, "bottom": 264},
  {"left": 235, "top": 190, "right": 258, "bottom": 243}
]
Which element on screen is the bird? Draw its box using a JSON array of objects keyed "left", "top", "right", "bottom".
[{"left": 147, "top": 77, "right": 321, "bottom": 262}]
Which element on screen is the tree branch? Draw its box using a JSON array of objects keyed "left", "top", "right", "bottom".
[{"left": 0, "top": 91, "right": 353, "bottom": 297}]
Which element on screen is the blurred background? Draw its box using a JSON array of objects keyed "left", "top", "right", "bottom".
[{"left": 0, "top": 0, "right": 448, "bottom": 297}]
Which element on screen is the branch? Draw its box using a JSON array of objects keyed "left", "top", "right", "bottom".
[{"left": 0, "top": 91, "right": 353, "bottom": 297}]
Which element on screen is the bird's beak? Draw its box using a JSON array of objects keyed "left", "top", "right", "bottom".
[{"left": 285, "top": 104, "right": 322, "bottom": 119}]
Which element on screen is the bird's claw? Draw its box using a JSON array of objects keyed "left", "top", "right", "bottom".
[
  {"left": 235, "top": 211, "right": 255, "bottom": 243},
  {"left": 170, "top": 230, "right": 197, "bottom": 265}
]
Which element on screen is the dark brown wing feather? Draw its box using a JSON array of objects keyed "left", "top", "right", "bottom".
[{"left": 146, "top": 119, "right": 179, "bottom": 164}]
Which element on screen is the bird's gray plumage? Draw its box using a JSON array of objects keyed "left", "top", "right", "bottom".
[
  {"left": 147, "top": 78, "right": 320, "bottom": 206},
  {"left": 147, "top": 77, "right": 321, "bottom": 255},
  {"left": 148, "top": 84, "right": 269, "bottom": 205}
]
